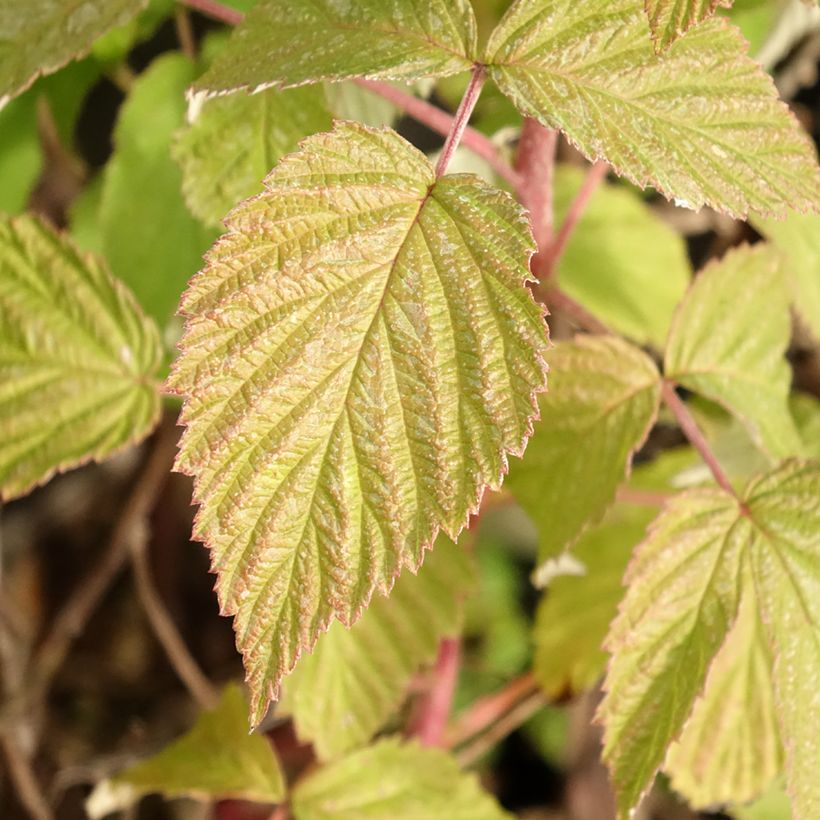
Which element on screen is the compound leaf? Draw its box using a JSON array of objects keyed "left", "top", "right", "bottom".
[
  {"left": 194, "top": 0, "right": 478, "bottom": 98},
  {"left": 0, "top": 215, "right": 162, "bottom": 500},
  {"left": 754, "top": 212, "right": 820, "bottom": 342},
  {"left": 100, "top": 54, "right": 218, "bottom": 335},
  {"left": 483, "top": 0, "right": 820, "bottom": 218},
  {"left": 665, "top": 244, "right": 800, "bottom": 459},
  {"left": 0, "top": 0, "right": 146, "bottom": 107},
  {"left": 600, "top": 459, "right": 820, "bottom": 818},
  {"left": 112, "top": 684, "right": 285, "bottom": 804},
  {"left": 291, "top": 738, "right": 510, "bottom": 820},
  {"left": 533, "top": 504, "right": 654, "bottom": 699},
  {"left": 169, "top": 122, "right": 548, "bottom": 724},
  {"left": 173, "top": 84, "right": 332, "bottom": 227},
  {"left": 506, "top": 336, "right": 660, "bottom": 560},
  {"left": 553, "top": 166, "right": 690, "bottom": 348},
  {"left": 644, "top": 0, "right": 725, "bottom": 51},
  {"left": 279, "top": 536, "right": 475, "bottom": 760},
  {"left": 665, "top": 570, "right": 783, "bottom": 808}
]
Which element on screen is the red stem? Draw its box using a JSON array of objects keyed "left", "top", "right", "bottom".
[
  {"left": 537, "top": 160, "right": 608, "bottom": 280},
  {"left": 516, "top": 119, "right": 558, "bottom": 252},
  {"left": 435, "top": 66, "right": 487, "bottom": 177},
  {"left": 412, "top": 638, "right": 461, "bottom": 746},
  {"left": 178, "top": 0, "right": 243, "bottom": 25},
  {"left": 660, "top": 380, "right": 738, "bottom": 498},
  {"left": 546, "top": 287, "right": 612, "bottom": 335},
  {"left": 355, "top": 80, "right": 520, "bottom": 187}
]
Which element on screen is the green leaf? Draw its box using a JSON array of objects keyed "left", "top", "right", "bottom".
[
  {"left": 193, "top": 0, "right": 478, "bottom": 97},
  {"left": 0, "top": 0, "right": 146, "bottom": 107},
  {"left": 0, "top": 93, "right": 41, "bottom": 214},
  {"left": 279, "top": 536, "right": 475, "bottom": 760},
  {"left": 733, "top": 786, "right": 791, "bottom": 820},
  {"left": 324, "top": 81, "right": 398, "bottom": 129},
  {"left": 533, "top": 504, "right": 654, "bottom": 699},
  {"left": 754, "top": 212, "right": 820, "bottom": 341},
  {"left": 483, "top": 0, "right": 820, "bottom": 218},
  {"left": 665, "top": 569, "right": 783, "bottom": 808},
  {"left": 599, "top": 460, "right": 820, "bottom": 819},
  {"left": 0, "top": 215, "right": 162, "bottom": 500},
  {"left": 113, "top": 684, "right": 285, "bottom": 803},
  {"left": 506, "top": 336, "right": 660, "bottom": 560},
  {"left": 645, "top": 0, "right": 723, "bottom": 51},
  {"left": 173, "top": 84, "right": 332, "bottom": 227},
  {"left": 553, "top": 167, "right": 690, "bottom": 348},
  {"left": 169, "top": 122, "right": 548, "bottom": 724},
  {"left": 291, "top": 738, "right": 511, "bottom": 820},
  {"left": 665, "top": 244, "right": 800, "bottom": 459},
  {"left": 100, "top": 54, "right": 218, "bottom": 335}
]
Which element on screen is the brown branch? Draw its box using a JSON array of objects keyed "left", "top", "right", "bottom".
[
  {"left": 174, "top": 6, "right": 197, "bottom": 60},
  {"left": 545, "top": 287, "right": 612, "bottom": 335},
  {"left": 410, "top": 638, "right": 461, "bottom": 747},
  {"left": 615, "top": 486, "right": 672, "bottom": 507},
  {"left": 30, "top": 414, "right": 179, "bottom": 699},
  {"left": 660, "top": 381, "right": 738, "bottom": 499},
  {"left": 177, "top": 0, "right": 242, "bottom": 25},
  {"left": 129, "top": 531, "right": 219, "bottom": 710},
  {"left": 0, "top": 733, "right": 53, "bottom": 820}
]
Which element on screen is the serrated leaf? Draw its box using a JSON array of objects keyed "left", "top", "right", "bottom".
[
  {"left": 483, "top": 0, "right": 820, "bottom": 218},
  {"left": 0, "top": 215, "right": 162, "bottom": 500},
  {"left": 291, "top": 738, "right": 511, "bottom": 820},
  {"left": 173, "top": 85, "right": 332, "bottom": 227},
  {"left": 645, "top": 0, "right": 725, "bottom": 51},
  {"left": 113, "top": 684, "right": 285, "bottom": 804},
  {"left": 169, "top": 122, "right": 548, "bottom": 724},
  {"left": 600, "top": 460, "right": 820, "bottom": 819},
  {"left": 665, "top": 569, "right": 783, "bottom": 808},
  {"left": 533, "top": 504, "right": 654, "bottom": 699},
  {"left": 553, "top": 167, "right": 690, "bottom": 348},
  {"left": 665, "top": 244, "right": 800, "bottom": 459},
  {"left": 754, "top": 212, "right": 820, "bottom": 341},
  {"left": 100, "top": 54, "right": 218, "bottom": 335},
  {"left": 193, "top": 0, "right": 478, "bottom": 98},
  {"left": 506, "top": 336, "right": 660, "bottom": 560},
  {"left": 279, "top": 536, "right": 475, "bottom": 760},
  {"left": 0, "top": 0, "right": 146, "bottom": 108}
]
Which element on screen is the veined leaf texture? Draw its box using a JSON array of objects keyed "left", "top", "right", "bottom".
[{"left": 170, "top": 122, "right": 549, "bottom": 722}]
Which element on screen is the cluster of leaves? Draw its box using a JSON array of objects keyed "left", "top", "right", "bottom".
[{"left": 2, "top": 0, "right": 819, "bottom": 818}]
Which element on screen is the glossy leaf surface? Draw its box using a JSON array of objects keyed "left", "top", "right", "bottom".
[{"left": 169, "top": 122, "right": 548, "bottom": 723}]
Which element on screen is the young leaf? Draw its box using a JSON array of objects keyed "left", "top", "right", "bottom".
[
  {"left": 483, "top": 0, "right": 820, "bottom": 218},
  {"left": 506, "top": 336, "right": 660, "bottom": 560},
  {"left": 169, "top": 122, "right": 548, "bottom": 724},
  {"left": 0, "top": 0, "right": 146, "bottom": 107},
  {"left": 665, "top": 571, "right": 783, "bottom": 808},
  {"left": 100, "top": 54, "right": 218, "bottom": 335},
  {"left": 291, "top": 737, "right": 511, "bottom": 820},
  {"left": 600, "top": 459, "right": 820, "bottom": 819},
  {"left": 553, "top": 167, "right": 690, "bottom": 348},
  {"left": 754, "top": 212, "right": 820, "bottom": 341},
  {"left": 279, "top": 536, "right": 475, "bottom": 760},
  {"left": 173, "top": 85, "right": 332, "bottom": 227},
  {"left": 193, "top": 0, "right": 478, "bottom": 98},
  {"left": 0, "top": 215, "right": 162, "bottom": 500},
  {"left": 112, "top": 684, "right": 285, "bottom": 804},
  {"left": 644, "top": 0, "right": 724, "bottom": 51},
  {"left": 665, "top": 244, "right": 800, "bottom": 459},
  {"left": 533, "top": 505, "right": 654, "bottom": 699}
]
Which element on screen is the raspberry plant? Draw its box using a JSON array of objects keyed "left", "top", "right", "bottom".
[{"left": 1, "top": 1, "right": 819, "bottom": 818}]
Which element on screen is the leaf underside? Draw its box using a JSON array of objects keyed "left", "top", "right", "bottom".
[
  {"left": 113, "top": 684, "right": 285, "bottom": 804},
  {"left": 644, "top": 0, "right": 724, "bottom": 51},
  {"left": 600, "top": 460, "right": 820, "bottom": 819},
  {"left": 193, "top": 0, "right": 478, "bottom": 97},
  {"left": 0, "top": 0, "right": 147, "bottom": 108},
  {"left": 0, "top": 215, "right": 162, "bottom": 500},
  {"left": 665, "top": 244, "right": 800, "bottom": 459},
  {"left": 483, "top": 0, "right": 820, "bottom": 218},
  {"left": 279, "top": 535, "right": 475, "bottom": 760},
  {"left": 507, "top": 335, "right": 661, "bottom": 560},
  {"left": 291, "top": 737, "right": 511, "bottom": 820},
  {"left": 169, "top": 122, "right": 548, "bottom": 724}
]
